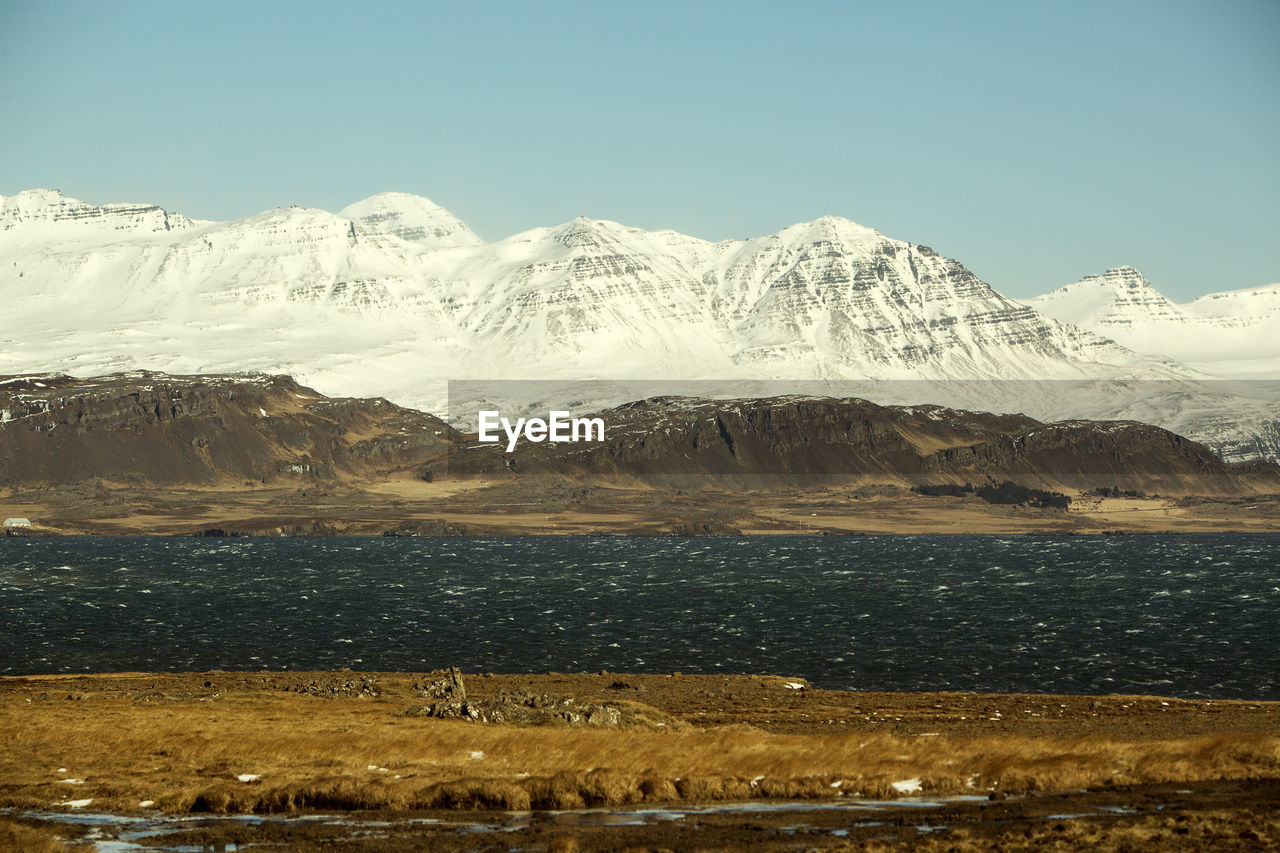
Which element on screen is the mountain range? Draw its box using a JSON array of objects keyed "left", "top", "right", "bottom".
[
  {"left": 1, "top": 189, "right": 1277, "bottom": 459},
  {"left": 1028, "top": 265, "right": 1280, "bottom": 378}
]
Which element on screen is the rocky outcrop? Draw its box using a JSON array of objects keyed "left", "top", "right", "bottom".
[
  {"left": 404, "top": 669, "right": 660, "bottom": 727},
  {"left": 437, "top": 395, "right": 1280, "bottom": 494},
  {"left": 0, "top": 371, "right": 459, "bottom": 486},
  {"left": 288, "top": 676, "right": 380, "bottom": 698},
  {"left": 411, "top": 667, "right": 473, "bottom": 718}
]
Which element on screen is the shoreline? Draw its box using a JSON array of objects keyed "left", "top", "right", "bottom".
[
  {"left": 6, "top": 480, "right": 1280, "bottom": 537},
  {"left": 7, "top": 779, "right": 1280, "bottom": 852}
]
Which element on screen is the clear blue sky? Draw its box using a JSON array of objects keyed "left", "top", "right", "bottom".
[{"left": 2, "top": 0, "right": 1276, "bottom": 300}]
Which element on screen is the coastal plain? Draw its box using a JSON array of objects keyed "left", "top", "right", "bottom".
[
  {"left": 6, "top": 474, "right": 1280, "bottom": 537},
  {"left": 1, "top": 671, "right": 1277, "bottom": 851}
]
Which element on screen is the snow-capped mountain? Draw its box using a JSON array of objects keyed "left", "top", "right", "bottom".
[
  {"left": 0, "top": 189, "right": 205, "bottom": 240},
  {"left": 0, "top": 189, "right": 1171, "bottom": 383},
  {"left": 1029, "top": 266, "right": 1280, "bottom": 378},
  {"left": 1029, "top": 267, "right": 1185, "bottom": 329},
  {"left": 2, "top": 189, "right": 1277, "bottom": 459},
  {"left": 340, "top": 192, "right": 481, "bottom": 249}
]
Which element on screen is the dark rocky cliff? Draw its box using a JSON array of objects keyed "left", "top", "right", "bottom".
[
  {"left": 436, "top": 396, "right": 1279, "bottom": 494},
  {"left": 2, "top": 373, "right": 1275, "bottom": 495},
  {"left": 0, "top": 372, "right": 456, "bottom": 486}
]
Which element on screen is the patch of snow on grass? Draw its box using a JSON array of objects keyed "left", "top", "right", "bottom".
[{"left": 891, "top": 778, "right": 923, "bottom": 794}]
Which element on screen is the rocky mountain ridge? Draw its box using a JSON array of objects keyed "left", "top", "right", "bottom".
[
  {"left": 440, "top": 393, "right": 1276, "bottom": 494},
  {"left": 0, "top": 372, "right": 453, "bottom": 485},
  {"left": 3, "top": 372, "right": 1271, "bottom": 496}
]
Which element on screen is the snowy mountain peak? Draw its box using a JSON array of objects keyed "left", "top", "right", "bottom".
[
  {"left": 776, "top": 215, "right": 887, "bottom": 248},
  {"left": 1083, "top": 266, "right": 1159, "bottom": 293},
  {"left": 549, "top": 216, "right": 633, "bottom": 250},
  {"left": 1028, "top": 266, "right": 1280, "bottom": 379},
  {"left": 1, "top": 189, "right": 202, "bottom": 237},
  {"left": 339, "top": 192, "right": 480, "bottom": 249},
  {"left": 1, "top": 188, "right": 69, "bottom": 209},
  {"left": 1028, "top": 266, "right": 1183, "bottom": 329},
  {"left": 1107, "top": 264, "right": 1142, "bottom": 276},
  {"left": 1188, "top": 281, "right": 1280, "bottom": 316}
]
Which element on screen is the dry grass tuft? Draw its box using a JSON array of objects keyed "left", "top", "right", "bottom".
[
  {"left": 0, "top": 819, "right": 75, "bottom": 853},
  {"left": 673, "top": 775, "right": 753, "bottom": 801}
]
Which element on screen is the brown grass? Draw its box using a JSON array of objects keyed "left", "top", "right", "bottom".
[
  {"left": 2, "top": 690, "right": 1278, "bottom": 815},
  {"left": 0, "top": 819, "right": 77, "bottom": 852}
]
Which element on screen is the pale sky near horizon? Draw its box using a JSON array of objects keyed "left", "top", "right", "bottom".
[{"left": 2, "top": 0, "right": 1277, "bottom": 301}]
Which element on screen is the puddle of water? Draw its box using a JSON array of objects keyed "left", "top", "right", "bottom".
[
  {"left": 0, "top": 810, "right": 368, "bottom": 853},
  {"left": 4, "top": 794, "right": 1146, "bottom": 851}
]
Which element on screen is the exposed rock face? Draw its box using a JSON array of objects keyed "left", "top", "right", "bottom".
[
  {"left": 0, "top": 371, "right": 456, "bottom": 486},
  {"left": 413, "top": 667, "right": 472, "bottom": 718},
  {"left": 439, "top": 395, "right": 1280, "bottom": 494}
]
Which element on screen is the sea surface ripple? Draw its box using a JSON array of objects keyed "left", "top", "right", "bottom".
[{"left": 1, "top": 535, "right": 1277, "bottom": 699}]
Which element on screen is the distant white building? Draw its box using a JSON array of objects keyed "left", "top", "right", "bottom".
[{"left": 3, "top": 518, "right": 32, "bottom": 528}]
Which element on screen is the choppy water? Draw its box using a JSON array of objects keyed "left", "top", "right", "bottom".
[{"left": 1, "top": 535, "right": 1277, "bottom": 699}]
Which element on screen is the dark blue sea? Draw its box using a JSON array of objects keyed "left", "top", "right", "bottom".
[{"left": 2, "top": 535, "right": 1277, "bottom": 699}]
